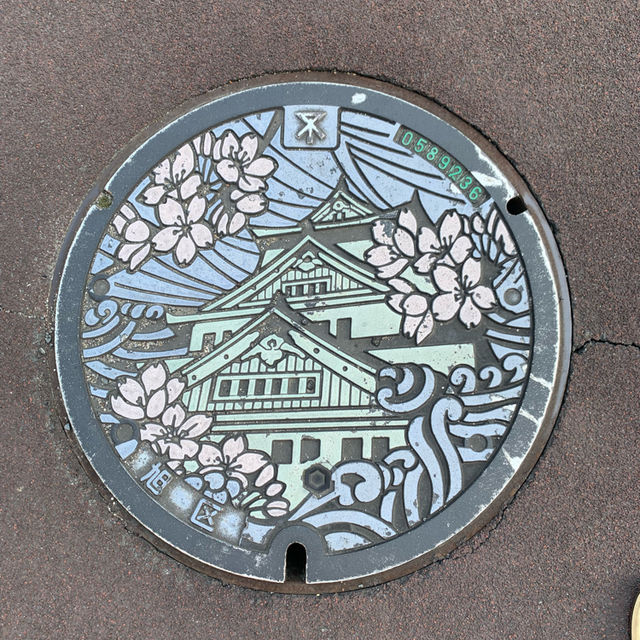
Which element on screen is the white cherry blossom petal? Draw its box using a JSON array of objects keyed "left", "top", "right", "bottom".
[
  {"left": 366, "top": 245, "right": 394, "bottom": 266},
  {"left": 461, "top": 257, "right": 481, "bottom": 288},
  {"left": 372, "top": 220, "right": 394, "bottom": 245},
  {"left": 186, "top": 195, "right": 206, "bottom": 223},
  {"left": 449, "top": 235, "right": 472, "bottom": 264},
  {"left": 378, "top": 258, "right": 408, "bottom": 279},
  {"left": 237, "top": 174, "right": 265, "bottom": 192},
  {"left": 175, "top": 235, "right": 197, "bottom": 265},
  {"left": 388, "top": 277, "right": 413, "bottom": 294},
  {"left": 416, "top": 313, "right": 435, "bottom": 343},
  {"left": 459, "top": 297, "right": 482, "bottom": 328},
  {"left": 238, "top": 134, "right": 258, "bottom": 163},
  {"left": 417, "top": 227, "right": 439, "bottom": 254},
  {"left": 140, "top": 423, "right": 167, "bottom": 441},
  {"left": 402, "top": 293, "right": 429, "bottom": 316},
  {"left": 119, "top": 378, "right": 145, "bottom": 405},
  {"left": 110, "top": 395, "right": 144, "bottom": 420},
  {"left": 471, "top": 285, "right": 496, "bottom": 309},
  {"left": 118, "top": 242, "right": 143, "bottom": 263},
  {"left": 158, "top": 198, "right": 185, "bottom": 226},
  {"left": 414, "top": 253, "right": 436, "bottom": 274},
  {"left": 228, "top": 212, "right": 246, "bottom": 235},
  {"left": 235, "top": 193, "right": 266, "bottom": 214},
  {"left": 432, "top": 292, "right": 460, "bottom": 321},
  {"left": 232, "top": 452, "right": 268, "bottom": 474},
  {"left": 189, "top": 223, "right": 213, "bottom": 248},
  {"left": 141, "top": 363, "right": 166, "bottom": 393},
  {"left": 124, "top": 220, "right": 150, "bottom": 242},
  {"left": 141, "top": 184, "right": 167, "bottom": 205},
  {"left": 265, "top": 481, "right": 284, "bottom": 497},
  {"left": 220, "top": 131, "right": 240, "bottom": 159},
  {"left": 152, "top": 158, "right": 171, "bottom": 185},
  {"left": 402, "top": 314, "right": 421, "bottom": 338},
  {"left": 398, "top": 208, "right": 417, "bottom": 235},
  {"left": 146, "top": 389, "right": 166, "bottom": 419},
  {"left": 172, "top": 144, "right": 194, "bottom": 181},
  {"left": 433, "top": 265, "right": 460, "bottom": 293},
  {"left": 255, "top": 465, "right": 275, "bottom": 487},
  {"left": 198, "top": 443, "right": 223, "bottom": 466},
  {"left": 216, "top": 159, "right": 240, "bottom": 183},
  {"left": 439, "top": 211, "right": 462, "bottom": 245},
  {"left": 393, "top": 228, "right": 415, "bottom": 257},
  {"left": 128, "top": 244, "right": 151, "bottom": 270},
  {"left": 162, "top": 404, "right": 186, "bottom": 428},
  {"left": 152, "top": 227, "right": 181, "bottom": 252},
  {"left": 166, "top": 378, "right": 185, "bottom": 404},
  {"left": 245, "top": 156, "right": 276, "bottom": 177},
  {"left": 387, "top": 293, "right": 404, "bottom": 313},
  {"left": 178, "top": 414, "right": 212, "bottom": 438},
  {"left": 223, "top": 436, "right": 246, "bottom": 463},
  {"left": 180, "top": 174, "right": 201, "bottom": 200}
]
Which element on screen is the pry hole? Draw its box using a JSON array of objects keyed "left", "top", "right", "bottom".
[{"left": 506, "top": 196, "right": 527, "bottom": 215}]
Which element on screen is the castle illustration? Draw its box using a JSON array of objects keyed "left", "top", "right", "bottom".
[{"left": 166, "top": 183, "right": 476, "bottom": 507}]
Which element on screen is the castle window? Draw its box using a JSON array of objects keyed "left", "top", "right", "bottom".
[
  {"left": 283, "top": 277, "right": 331, "bottom": 299},
  {"left": 271, "top": 440, "right": 293, "bottom": 464},
  {"left": 211, "top": 373, "right": 321, "bottom": 403}
]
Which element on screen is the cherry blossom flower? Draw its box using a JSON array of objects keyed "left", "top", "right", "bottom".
[
  {"left": 387, "top": 278, "right": 435, "bottom": 343},
  {"left": 432, "top": 257, "right": 497, "bottom": 329},
  {"left": 414, "top": 210, "right": 473, "bottom": 273},
  {"left": 113, "top": 204, "right": 152, "bottom": 271},
  {"left": 151, "top": 194, "right": 212, "bottom": 266},
  {"left": 210, "top": 191, "right": 268, "bottom": 236},
  {"left": 140, "top": 405, "right": 212, "bottom": 460},
  {"left": 213, "top": 130, "right": 276, "bottom": 193},
  {"left": 110, "top": 363, "right": 185, "bottom": 421},
  {"left": 366, "top": 208, "right": 419, "bottom": 279},
  {"left": 197, "top": 435, "right": 269, "bottom": 488},
  {"left": 141, "top": 143, "right": 202, "bottom": 206}
]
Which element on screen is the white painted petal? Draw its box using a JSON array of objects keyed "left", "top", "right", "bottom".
[
  {"left": 110, "top": 395, "right": 144, "bottom": 420},
  {"left": 366, "top": 245, "right": 394, "bottom": 267},
  {"left": 433, "top": 265, "right": 459, "bottom": 293},
  {"left": 417, "top": 227, "right": 438, "bottom": 253},
  {"left": 432, "top": 292, "right": 459, "bottom": 321},
  {"left": 459, "top": 297, "right": 482, "bottom": 328},
  {"left": 450, "top": 235, "right": 472, "bottom": 264},
  {"left": 222, "top": 436, "right": 246, "bottom": 463},
  {"left": 141, "top": 185, "right": 167, "bottom": 205},
  {"left": 158, "top": 198, "right": 185, "bottom": 226},
  {"left": 239, "top": 133, "right": 258, "bottom": 163},
  {"left": 414, "top": 253, "right": 436, "bottom": 274},
  {"left": 216, "top": 159, "right": 239, "bottom": 183},
  {"left": 388, "top": 278, "right": 413, "bottom": 294},
  {"left": 166, "top": 378, "right": 185, "bottom": 404},
  {"left": 402, "top": 293, "right": 429, "bottom": 316},
  {"left": 175, "top": 235, "right": 197, "bottom": 265},
  {"left": 146, "top": 389, "right": 166, "bottom": 419},
  {"left": 124, "top": 220, "right": 150, "bottom": 242},
  {"left": 220, "top": 130, "right": 240, "bottom": 158},
  {"left": 128, "top": 244, "right": 151, "bottom": 270},
  {"left": 172, "top": 144, "right": 195, "bottom": 181},
  {"left": 141, "top": 363, "right": 166, "bottom": 393},
  {"left": 189, "top": 223, "right": 213, "bottom": 248},
  {"left": 198, "top": 443, "right": 223, "bottom": 466},
  {"left": 245, "top": 156, "right": 275, "bottom": 177},
  {"left": 151, "top": 227, "right": 181, "bottom": 252},
  {"left": 152, "top": 159, "right": 171, "bottom": 185},
  {"left": 180, "top": 174, "right": 201, "bottom": 200},
  {"left": 387, "top": 293, "right": 405, "bottom": 313},
  {"left": 377, "top": 258, "right": 408, "bottom": 279},
  {"left": 372, "top": 220, "right": 394, "bottom": 245},
  {"left": 162, "top": 404, "right": 186, "bottom": 429},
  {"left": 119, "top": 378, "right": 145, "bottom": 405},
  {"left": 461, "top": 257, "right": 481, "bottom": 288},
  {"left": 471, "top": 285, "right": 496, "bottom": 309},
  {"left": 140, "top": 423, "right": 167, "bottom": 441},
  {"left": 439, "top": 211, "right": 462, "bottom": 245},
  {"left": 416, "top": 313, "right": 435, "bottom": 343},
  {"left": 237, "top": 175, "right": 265, "bottom": 192},
  {"left": 402, "top": 314, "right": 421, "bottom": 338},
  {"left": 235, "top": 193, "right": 266, "bottom": 214},
  {"left": 398, "top": 208, "right": 417, "bottom": 235},
  {"left": 118, "top": 242, "right": 142, "bottom": 263},
  {"left": 179, "top": 414, "right": 212, "bottom": 438},
  {"left": 228, "top": 212, "right": 246, "bottom": 235},
  {"left": 186, "top": 195, "right": 206, "bottom": 223},
  {"left": 394, "top": 228, "right": 415, "bottom": 257}
]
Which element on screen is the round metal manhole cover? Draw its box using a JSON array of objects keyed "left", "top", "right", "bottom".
[{"left": 53, "top": 73, "right": 570, "bottom": 592}]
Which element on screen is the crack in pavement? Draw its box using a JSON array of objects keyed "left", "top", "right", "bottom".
[{"left": 574, "top": 338, "right": 640, "bottom": 355}]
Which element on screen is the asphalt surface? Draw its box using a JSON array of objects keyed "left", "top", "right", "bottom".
[{"left": 1, "top": 2, "right": 639, "bottom": 639}]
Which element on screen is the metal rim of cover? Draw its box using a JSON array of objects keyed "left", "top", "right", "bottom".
[{"left": 52, "top": 72, "right": 571, "bottom": 593}]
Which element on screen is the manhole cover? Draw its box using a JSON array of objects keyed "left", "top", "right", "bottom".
[{"left": 53, "top": 73, "right": 570, "bottom": 592}]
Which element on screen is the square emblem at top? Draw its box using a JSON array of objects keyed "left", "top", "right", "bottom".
[{"left": 282, "top": 105, "right": 340, "bottom": 149}]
